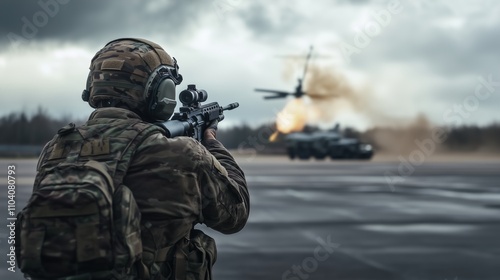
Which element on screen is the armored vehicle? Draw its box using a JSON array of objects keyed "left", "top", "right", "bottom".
[{"left": 284, "top": 128, "right": 373, "bottom": 160}]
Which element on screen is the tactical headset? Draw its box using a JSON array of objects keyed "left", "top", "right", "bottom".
[{"left": 82, "top": 38, "right": 183, "bottom": 121}]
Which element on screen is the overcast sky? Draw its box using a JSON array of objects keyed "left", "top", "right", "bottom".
[{"left": 1, "top": 0, "right": 499, "bottom": 130}]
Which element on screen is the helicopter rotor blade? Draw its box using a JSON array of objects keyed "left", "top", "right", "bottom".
[
  {"left": 255, "top": 89, "right": 293, "bottom": 96},
  {"left": 302, "top": 45, "right": 314, "bottom": 82},
  {"left": 263, "top": 95, "right": 289, "bottom": 99}
]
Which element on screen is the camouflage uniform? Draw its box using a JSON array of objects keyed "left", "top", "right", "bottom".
[
  {"left": 32, "top": 38, "right": 249, "bottom": 279},
  {"left": 34, "top": 107, "right": 249, "bottom": 279}
]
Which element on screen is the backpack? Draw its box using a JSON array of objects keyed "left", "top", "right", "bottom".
[{"left": 16, "top": 120, "right": 160, "bottom": 279}]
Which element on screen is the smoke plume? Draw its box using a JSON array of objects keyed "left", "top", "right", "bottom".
[{"left": 274, "top": 61, "right": 439, "bottom": 154}]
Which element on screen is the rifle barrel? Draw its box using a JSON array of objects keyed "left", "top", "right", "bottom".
[{"left": 222, "top": 102, "right": 239, "bottom": 111}]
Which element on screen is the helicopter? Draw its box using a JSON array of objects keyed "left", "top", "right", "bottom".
[{"left": 254, "top": 46, "right": 331, "bottom": 100}]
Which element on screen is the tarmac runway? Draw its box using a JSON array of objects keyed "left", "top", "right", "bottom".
[{"left": 0, "top": 156, "right": 499, "bottom": 280}]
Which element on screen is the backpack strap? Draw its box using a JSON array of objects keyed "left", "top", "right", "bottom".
[
  {"left": 112, "top": 122, "right": 163, "bottom": 185},
  {"left": 109, "top": 121, "right": 162, "bottom": 280},
  {"left": 85, "top": 160, "right": 114, "bottom": 186},
  {"left": 174, "top": 237, "right": 189, "bottom": 280}
]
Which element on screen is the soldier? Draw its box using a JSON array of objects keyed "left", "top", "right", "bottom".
[{"left": 22, "top": 38, "right": 249, "bottom": 279}]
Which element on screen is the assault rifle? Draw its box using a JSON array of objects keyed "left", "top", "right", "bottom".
[{"left": 157, "top": 84, "right": 239, "bottom": 141}]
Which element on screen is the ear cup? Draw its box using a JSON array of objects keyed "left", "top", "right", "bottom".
[
  {"left": 81, "top": 89, "right": 90, "bottom": 102},
  {"left": 149, "top": 78, "right": 177, "bottom": 121},
  {"left": 82, "top": 71, "right": 92, "bottom": 103}
]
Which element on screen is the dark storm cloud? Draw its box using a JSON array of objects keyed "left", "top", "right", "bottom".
[
  {"left": 348, "top": 15, "right": 500, "bottom": 77},
  {"left": 0, "top": 0, "right": 212, "bottom": 48},
  {"left": 0, "top": 0, "right": 366, "bottom": 48},
  {"left": 346, "top": 16, "right": 500, "bottom": 115},
  {"left": 234, "top": 2, "right": 302, "bottom": 43}
]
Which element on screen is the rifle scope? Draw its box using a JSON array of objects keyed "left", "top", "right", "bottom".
[{"left": 179, "top": 84, "right": 208, "bottom": 106}]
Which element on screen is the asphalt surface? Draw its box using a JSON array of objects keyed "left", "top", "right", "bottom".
[{"left": 0, "top": 156, "right": 499, "bottom": 280}]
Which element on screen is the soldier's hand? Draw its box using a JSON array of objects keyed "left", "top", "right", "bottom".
[{"left": 203, "top": 119, "right": 218, "bottom": 141}]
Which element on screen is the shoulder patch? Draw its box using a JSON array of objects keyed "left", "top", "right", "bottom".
[{"left": 80, "top": 139, "right": 110, "bottom": 157}]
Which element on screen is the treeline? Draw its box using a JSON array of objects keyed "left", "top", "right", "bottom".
[
  {"left": 359, "top": 124, "right": 500, "bottom": 154},
  {"left": 1, "top": 109, "right": 499, "bottom": 154},
  {"left": 444, "top": 124, "right": 500, "bottom": 152},
  {"left": 0, "top": 108, "right": 74, "bottom": 145}
]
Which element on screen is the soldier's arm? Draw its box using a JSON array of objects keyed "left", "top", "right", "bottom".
[
  {"left": 198, "top": 138, "right": 250, "bottom": 234},
  {"left": 128, "top": 131, "right": 248, "bottom": 235}
]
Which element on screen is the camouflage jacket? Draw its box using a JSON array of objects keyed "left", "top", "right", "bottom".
[{"left": 35, "top": 107, "right": 249, "bottom": 278}]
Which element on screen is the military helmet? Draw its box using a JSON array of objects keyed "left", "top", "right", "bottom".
[{"left": 82, "top": 38, "right": 183, "bottom": 121}]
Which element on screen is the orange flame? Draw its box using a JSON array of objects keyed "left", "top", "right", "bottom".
[
  {"left": 269, "top": 131, "right": 280, "bottom": 142},
  {"left": 275, "top": 98, "right": 308, "bottom": 134}
]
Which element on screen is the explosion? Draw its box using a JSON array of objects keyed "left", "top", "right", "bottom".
[
  {"left": 275, "top": 98, "right": 308, "bottom": 133},
  {"left": 270, "top": 98, "right": 311, "bottom": 142},
  {"left": 272, "top": 64, "right": 361, "bottom": 138},
  {"left": 270, "top": 59, "right": 439, "bottom": 155}
]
